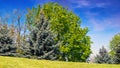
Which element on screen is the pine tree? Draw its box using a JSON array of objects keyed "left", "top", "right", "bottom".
[
  {"left": 27, "top": 12, "right": 60, "bottom": 60},
  {"left": 94, "top": 46, "right": 111, "bottom": 64},
  {"left": 0, "top": 24, "right": 17, "bottom": 56}
]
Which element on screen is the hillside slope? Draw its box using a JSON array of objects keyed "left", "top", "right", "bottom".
[{"left": 0, "top": 56, "right": 119, "bottom": 68}]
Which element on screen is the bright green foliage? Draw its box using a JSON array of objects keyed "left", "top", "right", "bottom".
[
  {"left": 110, "top": 33, "right": 120, "bottom": 55},
  {"left": 42, "top": 3, "right": 92, "bottom": 62},
  {"left": 26, "top": 5, "right": 41, "bottom": 30},
  {"left": 0, "top": 24, "right": 17, "bottom": 56},
  {"left": 26, "top": 2, "right": 92, "bottom": 62},
  {"left": 94, "top": 46, "right": 112, "bottom": 64},
  {"left": 110, "top": 33, "right": 120, "bottom": 64}
]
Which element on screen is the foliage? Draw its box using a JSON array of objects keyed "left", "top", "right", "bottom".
[
  {"left": 42, "top": 2, "right": 92, "bottom": 62},
  {"left": 26, "top": 2, "right": 91, "bottom": 62},
  {"left": 0, "top": 24, "right": 17, "bottom": 56},
  {"left": 112, "top": 44, "right": 120, "bottom": 64},
  {"left": 109, "top": 33, "right": 120, "bottom": 64},
  {"left": 27, "top": 12, "right": 60, "bottom": 60},
  {"left": 0, "top": 2, "right": 92, "bottom": 62},
  {"left": 110, "top": 33, "right": 120, "bottom": 55},
  {"left": 94, "top": 46, "right": 112, "bottom": 64},
  {"left": 26, "top": 5, "right": 41, "bottom": 30}
]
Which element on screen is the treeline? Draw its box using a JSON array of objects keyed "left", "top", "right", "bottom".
[
  {"left": 0, "top": 2, "right": 120, "bottom": 64},
  {"left": 0, "top": 3, "right": 92, "bottom": 62},
  {"left": 94, "top": 33, "right": 120, "bottom": 64}
]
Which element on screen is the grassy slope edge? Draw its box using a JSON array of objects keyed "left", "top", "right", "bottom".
[{"left": 0, "top": 56, "right": 120, "bottom": 68}]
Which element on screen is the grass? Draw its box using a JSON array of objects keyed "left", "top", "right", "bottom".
[{"left": 0, "top": 56, "right": 120, "bottom": 68}]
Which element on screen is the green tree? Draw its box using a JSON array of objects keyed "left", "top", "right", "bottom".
[
  {"left": 26, "top": 2, "right": 92, "bottom": 62},
  {"left": 42, "top": 3, "right": 92, "bottom": 62},
  {"left": 113, "top": 44, "right": 120, "bottom": 64},
  {"left": 26, "top": 5, "right": 41, "bottom": 30},
  {"left": 27, "top": 12, "right": 60, "bottom": 60},
  {"left": 110, "top": 33, "right": 120, "bottom": 55},
  {"left": 94, "top": 46, "right": 111, "bottom": 64},
  {"left": 110, "top": 33, "right": 120, "bottom": 64},
  {"left": 0, "top": 23, "right": 17, "bottom": 56}
]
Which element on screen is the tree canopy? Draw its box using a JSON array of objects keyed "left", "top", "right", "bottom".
[
  {"left": 110, "top": 33, "right": 120, "bottom": 48},
  {"left": 26, "top": 2, "right": 92, "bottom": 62},
  {"left": 110, "top": 33, "right": 120, "bottom": 64}
]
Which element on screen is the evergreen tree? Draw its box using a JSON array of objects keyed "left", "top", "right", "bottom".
[
  {"left": 0, "top": 24, "right": 17, "bottom": 56},
  {"left": 95, "top": 46, "right": 111, "bottom": 64},
  {"left": 27, "top": 12, "right": 60, "bottom": 60}
]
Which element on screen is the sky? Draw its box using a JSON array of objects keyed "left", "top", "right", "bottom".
[{"left": 0, "top": 0, "right": 120, "bottom": 55}]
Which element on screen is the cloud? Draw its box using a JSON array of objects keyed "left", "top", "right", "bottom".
[
  {"left": 84, "top": 11, "right": 120, "bottom": 32},
  {"left": 75, "top": 0, "right": 90, "bottom": 8},
  {"left": 89, "top": 18, "right": 105, "bottom": 31},
  {"left": 71, "top": 0, "right": 109, "bottom": 8}
]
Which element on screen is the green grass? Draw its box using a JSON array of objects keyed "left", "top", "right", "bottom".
[{"left": 0, "top": 56, "right": 120, "bottom": 68}]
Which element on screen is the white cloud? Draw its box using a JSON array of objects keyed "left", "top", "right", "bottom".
[
  {"left": 72, "top": 0, "right": 109, "bottom": 8},
  {"left": 84, "top": 11, "right": 120, "bottom": 32},
  {"left": 76, "top": 0, "right": 90, "bottom": 8},
  {"left": 93, "top": 16, "right": 120, "bottom": 31}
]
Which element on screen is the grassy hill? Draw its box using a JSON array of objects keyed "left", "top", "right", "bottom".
[{"left": 0, "top": 56, "right": 120, "bottom": 68}]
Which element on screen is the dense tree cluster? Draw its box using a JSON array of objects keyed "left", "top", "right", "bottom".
[
  {"left": 0, "top": 2, "right": 92, "bottom": 62},
  {"left": 26, "top": 3, "right": 92, "bottom": 62},
  {"left": 0, "top": 2, "right": 120, "bottom": 64}
]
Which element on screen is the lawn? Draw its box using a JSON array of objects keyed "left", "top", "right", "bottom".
[{"left": 0, "top": 56, "right": 120, "bottom": 68}]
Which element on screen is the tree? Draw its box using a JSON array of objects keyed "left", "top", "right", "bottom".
[
  {"left": 42, "top": 3, "right": 92, "bottom": 62},
  {"left": 109, "top": 33, "right": 120, "bottom": 64},
  {"left": 94, "top": 46, "right": 111, "bottom": 64},
  {"left": 26, "top": 2, "right": 92, "bottom": 62},
  {"left": 0, "top": 23, "right": 17, "bottom": 56},
  {"left": 27, "top": 11, "right": 60, "bottom": 60},
  {"left": 110, "top": 33, "right": 120, "bottom": 55},
  {"left": 13, "top": 9, "right": 22, "bottom": 47},
  {"left": 12, "top": 9, "right": 27, "bottom": 56},
  {"left": 113, "top": 44, "right": 120, "bottom": 64}
]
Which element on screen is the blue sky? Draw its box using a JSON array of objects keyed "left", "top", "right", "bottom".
[{"left": 0, "top": 0, "right": 120, "bottom": 55}]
